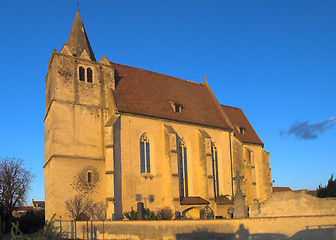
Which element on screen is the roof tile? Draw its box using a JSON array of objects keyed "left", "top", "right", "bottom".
[
  {"left": 111, "top": 62, "right": 233, "bottom": 130},
  {"left": 221, "top": 105, "right": 264, "bottom": 146}
]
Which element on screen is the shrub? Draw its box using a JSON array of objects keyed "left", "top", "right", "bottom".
[
  {"left": 157, "top": 208, "right": 173, "bottom": 220},
  {"left": 92, "top": 201, "right": 107, "bottom": 220},
  {"left": 65, "top": 195, "right": 93, "bottom": 220},
  {"left": 144, "top": 208, "right": 162, "bottom": 220},
  {"left": 11, "top": 214, "right": 63, "bottom": 240},
  {"left": 123, "top": 208, "right": 137, "bottom": 220},
  {"left": 123, "top": 207, "right": 162, "bottom": 220},
  {"left": 15, "top": 210, "right": 45, "bottom": 234}
]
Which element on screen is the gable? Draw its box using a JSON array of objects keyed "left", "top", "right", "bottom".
[{"left": 221, "top": 105, "right": 264, "bottom": 146}]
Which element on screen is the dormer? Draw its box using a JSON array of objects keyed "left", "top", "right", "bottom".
[
  {"left": 235, "top": 124, "right": 246, "bottom": 135},
  {"left": 169, "top": 100, "right": 184, "bottom": 113}
]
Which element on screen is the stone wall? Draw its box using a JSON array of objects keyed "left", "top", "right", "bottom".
[
  {"left": 249, "top": 191, "right": 336, "bottom": 217},
  {"left": 57, "top": 215, "right": 336, "bottom": 240}
]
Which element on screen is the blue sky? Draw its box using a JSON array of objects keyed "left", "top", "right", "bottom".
[{"left": 0, "top": 1, "right": 335, "bottom": 202}]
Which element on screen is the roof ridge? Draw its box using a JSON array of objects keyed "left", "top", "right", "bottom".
[
  {"left": 109, "top": 61, "right": 203, "bottom": 86},
  {"left": 220, "top": 104, "right": 241, "bottom": 110}
]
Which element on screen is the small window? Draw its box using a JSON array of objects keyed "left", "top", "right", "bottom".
[
  {"left": 88, "top": 172, "right": 92, "bottom": 183},
  {"left": 235, "top": 124, "right": 246, "bottom": 135},
  {"left": 239, "top": 127, "right": 245, "bottom": 135},
  {"left": 175, "top": 104, "right": 182, "bottom": 113},
  {"left": 87, "top": 68, "right": 93, "bottom": 83},
  {"left": 169, "top": 101, "right": 183, "bottom": 113},
  {"left": 79, "top": 66, "right": 85, "bottom": 81}
]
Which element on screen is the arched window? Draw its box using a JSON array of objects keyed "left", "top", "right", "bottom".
[
  {"left": 87, "top": 67, "right": 93, "bottom": 83},
  {"left": 140, "top": 134, "right": 150, "bottom": 174},
  {"left": 178, "top": 139, "right": 188, "bottom": 198},
  {"left": 211, "top": 143, "right": 219, "bottom": 197},
  {"left": 79, "top": 66, "right": 85, "bottom": 81}
]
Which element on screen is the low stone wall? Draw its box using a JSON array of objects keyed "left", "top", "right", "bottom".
[
  {"left": 249, "top": 191, "right": 336, "bottom": 217},
  {"left": 57, "top": 215, "right": 336, "bottom": 239}
]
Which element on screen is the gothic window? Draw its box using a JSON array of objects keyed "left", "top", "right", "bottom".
[
  {"left": 212, "top": 143, "right": 219, "bottom": 198},
  {"left": 140, "top": 134, "right": 150, "bottom": 174},
  {"left": 87, "top": 67, "right": 93, "bottom": 83},
  {"left": 178, "top": 139, "right": 188, "bottom": 198},
  {"left": 79, "top": 66, "right": 85, "bottom": 81}
]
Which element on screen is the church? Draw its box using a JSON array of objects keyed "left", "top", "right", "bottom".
[{"left": 44, "top": 12, "right": 272, "bottom": 220}]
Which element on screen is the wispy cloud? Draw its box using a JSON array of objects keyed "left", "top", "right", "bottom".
[{"left": 280, "top": 117, "right": 335, "bottom": 140}]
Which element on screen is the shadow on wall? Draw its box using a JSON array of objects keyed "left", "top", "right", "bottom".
[{"left": 175, "top": 224, "right": 336, "bottom": 240}]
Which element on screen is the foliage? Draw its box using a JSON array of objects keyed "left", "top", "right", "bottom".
[
  {"left": 11, "top": 214, "right": 63, "bottom": 240},
  {"left": 317, "top": 174, "right": 336, "bottom": 198},
  {"left": 15, "top": 210, "right": 45, "bottom": 234},
  {"left": 123, "top": 207, "right": 162, "bottom": 220},
  {"left": 0, "top": 157, "right": 35, "bottom": 232},
  {"left": 72, "top": 167, "right": 100, "bottom": 194},
  {"left": 144, "top": 208, "right": 162, "bottom": 220},
  {"left": 123, "top": 207, "right": 137, "bottom": 220},
  {"left": 65, "top": 195, "right": 93, "bottom": 220},
  {"left": 92, "top": 201, "right": 107, "bottom": 221},
  {"left": 157, "top": 208, "right": 173, "bottom": 220}
]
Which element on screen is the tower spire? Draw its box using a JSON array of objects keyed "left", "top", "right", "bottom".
[{"left": 65, "top": 11, "right": 96, "bottom": 61}]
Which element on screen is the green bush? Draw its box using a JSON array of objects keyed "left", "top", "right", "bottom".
[
  {"left": 123, "top": 207, "right": 162, "bottom": 220},
  {"left": 123, "top": 208, "right": 137, "bottom": 220}
]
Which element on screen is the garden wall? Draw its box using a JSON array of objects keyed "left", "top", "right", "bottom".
[{"left": 57, "top": 215, "right": 336, "bottom": 239}]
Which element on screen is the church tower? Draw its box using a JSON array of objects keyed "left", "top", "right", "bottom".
[{"left": 44, "top": 12, "right": 116, "bottom": 220}]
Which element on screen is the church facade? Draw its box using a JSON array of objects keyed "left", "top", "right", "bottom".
[{"left": 44, "top": 12, "right": 272, "bottom": 220}]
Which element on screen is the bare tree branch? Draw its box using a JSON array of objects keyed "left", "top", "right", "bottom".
[
  {"left": 65, "top": 195, "right": 93, "bottom": 220},
  {"left": 0, "top": 157, "right": 35, "bottom": 232}
]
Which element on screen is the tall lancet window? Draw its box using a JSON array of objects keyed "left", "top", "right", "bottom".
[
  {"left": 79, "top": 66, "right": 85, "bottom": 81},
  {"left": 87, "top": 67, "right": 93, "bottom": 83},
  {"left": 211, "top": 143, "right": 219, "bottom": 198},
  {"left": 140, "top": 134, "right": 150, "bottom": 174},
  {"left": 178, "top": 139, "right": 188, "bottom": 198}
]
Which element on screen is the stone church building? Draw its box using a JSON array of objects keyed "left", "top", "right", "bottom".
[{"left": 44, "top": 12, "right": 272, "bottom": 220}]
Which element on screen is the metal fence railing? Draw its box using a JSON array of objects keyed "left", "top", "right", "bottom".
[{"left": 58, "top": 220, "right": 105, "bottom": 240}]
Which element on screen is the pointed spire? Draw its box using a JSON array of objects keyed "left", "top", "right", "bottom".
[{"left": 65, "top": 11, "right": 96, "bottom": 61}]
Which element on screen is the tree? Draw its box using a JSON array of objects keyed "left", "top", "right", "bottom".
[
  {"left": 317, "top": 174, "right": 336, "bottom": 198},
  {"left": 65, "top": 195, "right": 93, "bottom": 220},
  {"left": 92, "top": 201, "right": 107, "bottom": 221},
  {"left": 0, "top": 157, "right": 34, "bottom": 232}
]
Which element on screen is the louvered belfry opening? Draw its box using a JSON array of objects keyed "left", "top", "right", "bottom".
[
  {"left": 87, "top": 67, "right": 93, "bottom": 83},
  {"left": 79, "top": 66, "right": 85, "bottom": 81}
]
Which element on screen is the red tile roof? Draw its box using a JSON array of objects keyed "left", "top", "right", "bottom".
[
  {"left": 221, "top": 105, "right": 264, "bottom": 146},
  {"left": 180, "top": 197, "right": 210, "bottom": 205},
  {"left": 14, "top": 206, "right": 33, "bottom": 212},
  {"left": 110, "top": 62, "right": 264, "bottom": 147},
  {"left": 272, "top": 187, "right": 292, "bottom": 192},
  {"left": 215, "top": 196, "right": 233, "bottom": 205},
  {"left": 111, "top": 62, "right": 233, "bottom": 130}
]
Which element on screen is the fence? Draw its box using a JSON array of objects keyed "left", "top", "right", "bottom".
[
  {"left": 59, "top": 220, "right": 105, "bottom": 239},
  {"left": 57, "top": 215, "right": 336, "bottom": 240}
]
